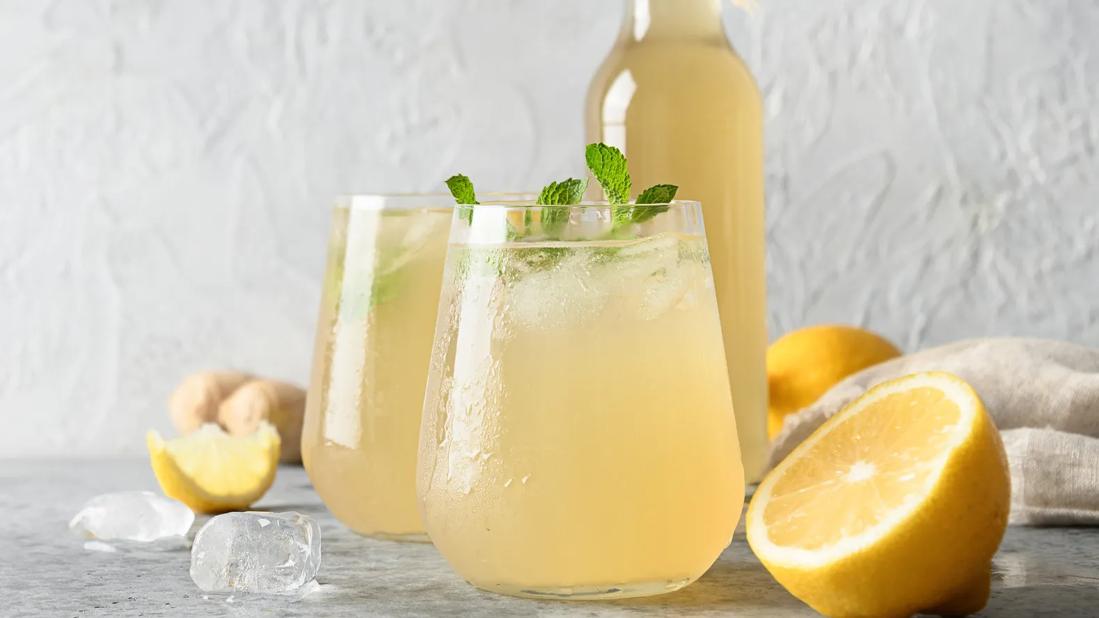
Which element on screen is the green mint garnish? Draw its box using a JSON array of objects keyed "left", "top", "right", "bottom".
[
  {"left": 636, "top": 184, "right": 678, "bottom": 205},
  {"left": 630, "top": 183, "right": 679, "bottom": 224},
  {"left": 445, "top": 173, "right": 478, "bottom": 224},
  {"left": 537, "top": 177, "right": 586, "bottom": 246},
  {"left": 610, "top": 183, "right": 680, "bottom": 231},
  {"left": 445, "top": 174, "right": 478, "bottom": 204},
  {"left": 442, "top": 145, "right": 678, "bottom": 273},
  {"left": 537, "top": 178, "right": 587, "bottom": 206},
  {"left": 585, "top": 143, "right": 631, "bottom": 204},
  {"left": 370, "top": 270, "right": 401, "bottom": 308},
  {"left": 334, "top": 260, "right": 402, "bottom": 318}
]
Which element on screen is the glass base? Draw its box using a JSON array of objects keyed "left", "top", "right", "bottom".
[
  {"left": 473, "top": 577, "right": 694, "bottom": 600},
  {"left": 355, "top": 530, "right": 431, "bottom": 543}
]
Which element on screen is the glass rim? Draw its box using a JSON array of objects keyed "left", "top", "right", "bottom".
[
  {"left": 336, "top": 192, "right": 536, "bottom": 212},
  {"left": 459, "top": 199, "right": 701, "bottom": 210}
]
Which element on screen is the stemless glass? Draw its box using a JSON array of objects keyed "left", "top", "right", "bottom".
[
  {"left": 302, "top": 194, "right": 452, "bottom": 541},
  {"left": 418, "top": 200, "right": 745, "bottom": 598}
]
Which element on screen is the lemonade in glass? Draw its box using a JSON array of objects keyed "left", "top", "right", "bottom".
[
  {"left": 302, "top": 194, "right": 451, "bottom": 540},
  {"left": 417, "top": 197, "right": 744, "bottom": 598}
]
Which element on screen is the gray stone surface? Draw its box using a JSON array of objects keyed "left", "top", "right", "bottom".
[{"left": 2, "top": 460, "right": 1097, "bottom": 616}]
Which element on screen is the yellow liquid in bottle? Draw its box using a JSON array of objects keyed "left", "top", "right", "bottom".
[
  {"left": 586, "top": 0, "right": 768, "bottom": 481},
  {"left": 302, "top": 202, "right": 451, "bottom": 540}
]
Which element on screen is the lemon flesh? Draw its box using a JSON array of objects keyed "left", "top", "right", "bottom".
[
  {"left": 748, "top": 372, "right": 1010, "bottom": 618},
  {"left": 767, "top": 325, "right": 901, "bottom": 437},
  {"left": 147, "top": 423, "right": 280, "bottom": 514}
]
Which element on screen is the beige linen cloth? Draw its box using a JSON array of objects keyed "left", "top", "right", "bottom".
[{"left": 769, "top": 338, "right": 1099, "bottom": 525}]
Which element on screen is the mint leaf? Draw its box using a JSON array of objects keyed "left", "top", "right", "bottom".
[
  {"left": 611, "top": 206, "right": 636, "bottom": 230},
  {"left": 585, "top": 143, "right": 631, "bottom": 204},
  {"left": 537, "top": 178, "right": 586, "bottom": 239},
  {"left": 610, "top": 184, "right": 679, "bottom": 231},
  {"left": 445, "top": 173, "right": 478, "bottom": 225},
  {"left": 445, "top": 174, "right": 478, "bottom": 204},
  {"left": 537, "top": 178, "right": 587, "bottom": 206},
  {"left": 636, "top": 184, "right": 678, "bottom": 205},
  {"left": 370, "top": 269, "right": 401, "bottom": 308},
  {"left": 630, "top": 183, "right": 678, "bottom": 224}
]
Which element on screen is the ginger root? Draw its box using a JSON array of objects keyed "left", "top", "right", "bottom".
[
  {"left": 168, "top": 371, "right": 305, "bottom": 464},
  {"left": 218, "top": 380, "right": 306, "bottom": 464},
  {"left": 169, "top": 371, "right": 253, "bottom": 434}
]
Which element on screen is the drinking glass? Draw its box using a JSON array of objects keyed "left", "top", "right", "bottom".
[
  {"left": 302, "top": 194, "right": 451, "bottom": 541},
  {"left": 417, "top": 199, "right": 744, "bottom": 598}
]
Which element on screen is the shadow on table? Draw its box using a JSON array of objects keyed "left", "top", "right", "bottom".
[
  {"left": 605, "top": 558, "right": 802, "bottom": 611},
  {"left": 248, "top": 502, "right": 328, "bottom": 516},
  {"left": 981, "top": 584, "right": 1099, "bottom": 617},
  {"left": 306, "top": 555, "right": 804, "bottom": 614}
]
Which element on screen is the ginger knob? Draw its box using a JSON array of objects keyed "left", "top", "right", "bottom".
[
  {"left": 168, "top": 371, "right": 253, "bottom": 434},
  {"left": 218, "top": 380, "right": 306, "bottom": 463}
]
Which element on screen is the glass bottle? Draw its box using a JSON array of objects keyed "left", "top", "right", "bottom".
[{"left": 586, "top": 0, "right": 768, "bottom": 481}]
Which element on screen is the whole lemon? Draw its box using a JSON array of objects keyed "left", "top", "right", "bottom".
[{"left": 767, "top": 324, "right": 901, "bottom": 438}]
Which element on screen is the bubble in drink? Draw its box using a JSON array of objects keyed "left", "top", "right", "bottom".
[
  {"left": 68, "top": 491, "right": 194, "bottom": 544},
  {"left": 190, "top": 511, "right": 322, "bottom": 594}
]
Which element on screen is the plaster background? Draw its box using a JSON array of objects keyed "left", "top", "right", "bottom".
[{"left": 2, "top": 0, "right": 1096, "bottom": 456}]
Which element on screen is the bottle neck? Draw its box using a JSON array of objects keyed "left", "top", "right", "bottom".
[{"left": 622, "top": 0, "right": 727, "bottom": 43}]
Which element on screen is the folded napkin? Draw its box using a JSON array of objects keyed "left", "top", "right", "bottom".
[{"left": 769, "top": 338, "right": 1099, "bottom": 525}]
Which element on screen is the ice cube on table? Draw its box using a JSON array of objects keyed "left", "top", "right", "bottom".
[
  {"left": 68, "top": 491, "right": 194, "bottom": 544},
  {"left": 190, "top": 511, "right": 322, "bottom": 594}
]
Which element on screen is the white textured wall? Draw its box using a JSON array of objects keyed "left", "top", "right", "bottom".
[{"left": 2, "top": 0, "right": 1096, "bottom": 457}]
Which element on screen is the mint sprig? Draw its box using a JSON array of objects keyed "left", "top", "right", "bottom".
[
  {"left": 443, "top": 145, "right": 678, "bottom": 253},
  {"left": 585, "top": 143, "right": 631, "bottom": 204},
  {"left": 445, "top": 174, "right": 478, "bottom": 224},
  {"left": 585, "top": 143, "right": 679, "bottom": 229}
]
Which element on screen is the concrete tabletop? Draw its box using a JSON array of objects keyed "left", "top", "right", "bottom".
[{"left": 4, "top": 460, "right": 1098, "bottom": 616}]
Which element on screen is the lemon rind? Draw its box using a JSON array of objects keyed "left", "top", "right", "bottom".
[{"left": 146, "top": 423, "right": 280, "bottom": 513}]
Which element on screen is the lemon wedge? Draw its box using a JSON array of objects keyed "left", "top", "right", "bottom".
[
  {"left": 747, "top": 372, "right": 1010, "bottom": 617},
  {"left": 147, "top": 422, "right": 280, "bottom": 514}
]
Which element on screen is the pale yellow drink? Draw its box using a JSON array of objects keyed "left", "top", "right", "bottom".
[
  {"left": 419, "top": 202, "right": 744, "bottom": 598},
  {"left": 303, "top": 196, "right": 450, "bottom": 540},
  {"left": 587, "top": 0, "right": 769, "bottom": 481}
]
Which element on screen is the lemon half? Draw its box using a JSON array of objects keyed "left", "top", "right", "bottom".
[
  {"left": 147, "top": 422, "right": 280, "bottom": 514},
  {"left": 747, "top": 372, "right": 1010, "bottom": 617}
]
